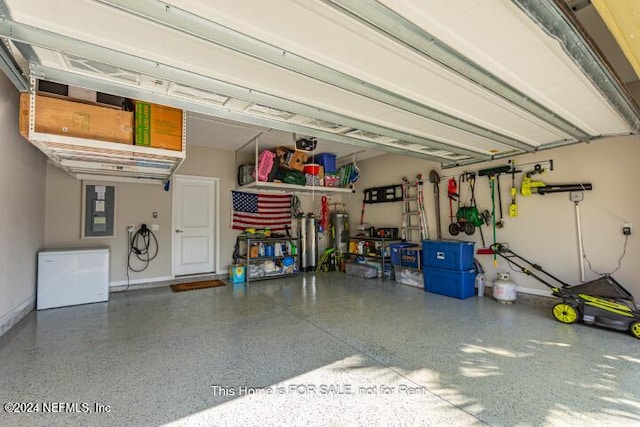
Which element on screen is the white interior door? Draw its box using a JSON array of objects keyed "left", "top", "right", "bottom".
[{"left": 172, "top": 175, "right": 218, "bottom": 276}]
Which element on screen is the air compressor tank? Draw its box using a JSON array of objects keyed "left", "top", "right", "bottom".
[
  {"left": 330, "top": 212, "right": 350, "bottom": 253},
  {"left": 298, "top": 214, "right": 308, "bottom": 272},
  {"left": 306, "top": 214, "right": 318, "bottom": 271}
]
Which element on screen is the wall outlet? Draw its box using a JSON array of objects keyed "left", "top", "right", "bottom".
[
  {"left": 127, "top": 224, "right": 135, "bottom": 233},
  {"left": 569, "top": 191, "right": 583, "bottom": 202},
  {"left": 623, "top": 222, "right": 632, "bottom": 236}
]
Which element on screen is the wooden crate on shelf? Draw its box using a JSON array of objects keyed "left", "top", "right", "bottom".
[{"left": 19, "top": 93, "right": 134, "bottom": 144}]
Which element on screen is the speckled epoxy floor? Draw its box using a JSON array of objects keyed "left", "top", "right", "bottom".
[{"left": 0, "top": 273, "right": 639, "bottom": 426}]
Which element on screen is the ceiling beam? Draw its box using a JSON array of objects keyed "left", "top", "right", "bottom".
[
  {"left": 0, "top": 19, "right": 490, "bottom": 161},
  {"left": 93, "top": 0, "right": 532, "bottom": 152}
]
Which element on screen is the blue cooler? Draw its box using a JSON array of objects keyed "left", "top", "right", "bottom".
[
  {"left": 314, "top": 153, "right": 337, "bottom": 173},
  {"left": 390, "top": 243, "right": 420, "bottom": 267},
  {"left": 423, "top": 267, "right": 476, "bottom": 300},
  {"left": 422, "top": 240, "right": 475, "bottom": 271}
]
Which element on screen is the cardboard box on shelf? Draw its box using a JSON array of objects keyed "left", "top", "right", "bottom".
[
  {"left": 275, "top": 146, "right": 309, "bottom": 171},
  {"left": 19, "top": 93, "right": 133, "bottom": 144},
  {"left": 134, "top": 101, "right": 183, "bottom": 151}
]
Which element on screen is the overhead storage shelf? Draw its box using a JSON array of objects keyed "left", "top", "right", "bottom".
[
  {"left": 28, "top": 132, "right": 185, "bottom": 184},
  {"left": 22, "top": 91, "right": 186, "bottom": 184},
  {"left": 238, "top": 180, "right": 355, "bottom": 195},
  {"left": 236, "top": 134, "right": 357, "bottom": 195}
]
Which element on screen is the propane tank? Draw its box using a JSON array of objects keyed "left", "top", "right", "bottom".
[{"left": 493, "top": 272, "right": 517, "bottom": 303}]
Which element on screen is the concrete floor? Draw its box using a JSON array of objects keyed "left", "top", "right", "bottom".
[{"left": 0, "top": 272, "right": 639, "bottom": 426}]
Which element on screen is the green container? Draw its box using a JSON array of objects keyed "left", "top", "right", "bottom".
[{"left": 135, "top": 102, "right": 151, "bottom": 147}]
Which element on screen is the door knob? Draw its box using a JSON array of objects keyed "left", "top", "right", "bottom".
[{"left": 175, "top": 229, "right": 183, "bottom": 233}]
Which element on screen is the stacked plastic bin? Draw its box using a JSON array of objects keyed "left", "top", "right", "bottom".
[
  {"left": 390, "top": 243, "right": 423, "bottom": 288},
  {"left": 422, "top": 240, "right": 476, "bottom": 299}
]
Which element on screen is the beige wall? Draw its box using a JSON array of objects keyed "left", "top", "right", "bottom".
[
  {"left": 341, "top": 154, "right": 441, "bottom": 239},
  {"left": 0, "top": 74, "right": 46, "bottom": 336},
  {"left": 44, "top": 145, "right": 239, "bottom": 285},
  {"left": 42, "top": 136, "right": 343, "bottom": 287},
  {"left": 44, "top": 166, "right": 173, "bottom": 284},
  {"left": 346, "top": 137, "right": 640, "bottom": 297}
]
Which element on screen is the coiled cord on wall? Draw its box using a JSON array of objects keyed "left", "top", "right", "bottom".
[{"left": 128, "top": 224, "right": 159, "bottom": 273}]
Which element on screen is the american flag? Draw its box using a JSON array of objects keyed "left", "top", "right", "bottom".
[{"left": 231, "top": 191, "right": 292, "bottom": 231}]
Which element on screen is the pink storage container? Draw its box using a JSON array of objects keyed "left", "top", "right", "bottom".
[{"left": 253, "top": 150, "right": 276, "bottom": 181}]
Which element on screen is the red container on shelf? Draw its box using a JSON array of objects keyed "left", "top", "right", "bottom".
[{"left": 303, "top": 163, "right": 320, "bottom": 175}]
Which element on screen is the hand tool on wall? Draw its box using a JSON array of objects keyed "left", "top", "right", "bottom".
[
  {"left": 489, "top": 176, "right": 498, "bottom": 267},
  {"left": 429, "top": 170, "right": 442, "bottom": 239},
  {"left": 509, "top": 162, "right": 518, "bottom": 217},
  {"left": 478, "top": 165, "right": 511, "bottom": 228},
  {"left": 447, "top": 177, "right": 459, "bottom": 236},
  {"left": 359, "top": 200, "right": 366, "bottom": 230},
  {"left": 496, "top": 175, "right": 504, "bottom": 228},
  {"left": 521, "top": 167, "right": 592, "bottom": 196}
]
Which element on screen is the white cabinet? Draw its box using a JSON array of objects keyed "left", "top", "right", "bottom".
[{"left": 37, "top": 248, "right": 109, "bottom": 310}]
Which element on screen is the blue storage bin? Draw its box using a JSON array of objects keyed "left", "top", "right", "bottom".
[
  {"left": 314, "top": 153, "right": 337, "bottom": 173},
  {"left": 423, "top": 267, "right": 476, "bottom": 300},
  {"left": 390, "top": 243, "right": 421, "bottom": 268},
  {"left": 422, "top": 239, "right": 475, "bottom": 271}
]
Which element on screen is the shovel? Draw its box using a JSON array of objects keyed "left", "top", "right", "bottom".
[
  {"left": 429, "top": 170, "right": 442, "bottom": 239},
  {"left": 496, "top": 175, "right": 505, "bottom": 228}
]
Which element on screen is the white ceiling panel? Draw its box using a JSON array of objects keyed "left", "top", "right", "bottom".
[
  {"left": 378, "top": 0, "right": 630, "bottom": 134},
  {"left": 164, "top": 0, "right": 575, "bottom": 144}
]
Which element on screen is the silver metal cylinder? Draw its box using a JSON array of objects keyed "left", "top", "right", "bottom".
[
  {"left": 330, "top": 212, "right": 350, "bottom": 253},
  {"left": 306, "top": 214, "right": 318, "bottom": 270},
  {"left": 298, "top": 215, "right": 308, "bottom": 271}
]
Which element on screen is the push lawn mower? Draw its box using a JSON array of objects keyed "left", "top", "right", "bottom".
[{"left": 492, "top": 243, "right": 640, "bottom": 339}]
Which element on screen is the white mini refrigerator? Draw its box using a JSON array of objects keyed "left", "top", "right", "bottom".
[{"left": 37, "top": 247, "right": 110, "bottom": 310}]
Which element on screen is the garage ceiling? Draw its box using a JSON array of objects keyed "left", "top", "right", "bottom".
[{"left": 1, "top": 0, "right": 639, "bottom": 168}]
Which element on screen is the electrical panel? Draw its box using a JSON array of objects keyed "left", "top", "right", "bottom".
[{"left": 83, "top": 184, "right": 115, "bottom": 237}]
